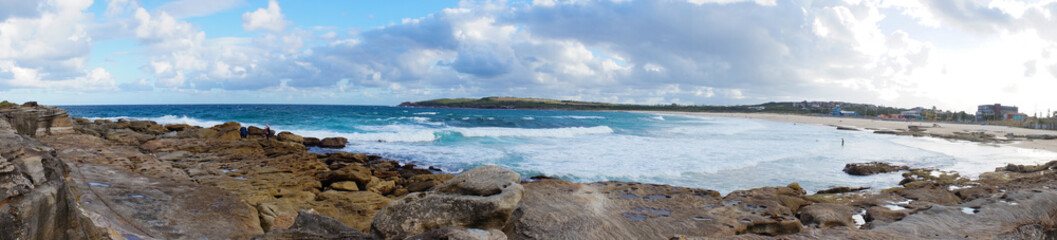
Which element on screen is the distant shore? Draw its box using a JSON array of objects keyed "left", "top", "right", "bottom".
[{"left": 633, "top": 111, "right": 1057, "bottom": 153}]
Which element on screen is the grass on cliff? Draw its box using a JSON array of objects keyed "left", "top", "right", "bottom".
[{"left": 0, "top": 100, "right": 18, "bottom": 109}]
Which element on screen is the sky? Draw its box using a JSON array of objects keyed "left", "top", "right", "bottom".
[{"left": 0, "top": 0, "right": 1056, "bottom": 114}]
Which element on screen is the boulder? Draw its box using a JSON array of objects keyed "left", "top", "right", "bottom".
[
  {"left": 843, "top": 162, "right": 909, "bottom": 176},
  {"left": 248, "top": 126, "right": 275, "bottom": 138},
  {"left": 217, "top": 130, "right": 241, "bottom": 141},
  {"left": 164, "top": 123, "right": 193, "bottom": 132},
  {"left": 406, "top": 180, "right": 441, "bottom": 192},
  {"left": 211, "top": 121, "right": 241, "bottom": 132},
  {"left": 303, "top": 137, "right": 321, "bottom": 147},
  {"left": 276, "top": 131, "right": 303, "bottom": 144},
  {"left": 816, "top": 186, "right": 871, "bottom": 194},
  {"left": 254, "top": 210, "right": 369, "bottom": 240},
  {"left": 319, "top": 137, "right": 348, "bottom": 148},
  {"left": 865, "top": 206, "right": 907, "bottom": 223},
  {"left": 370, "top": 165, "right": 524, "bottom": 240},
  {"left": 798, "top": 203, "right": 856, "bottom": 228},
  {"left": 405, "top": 226, "right": 507, "bottom": 240},
  {"left": 332, "top": 181, "right": 360, "bottom": 191},
  {"left": 317, "top": 166, "right": 374, "bottom": 187},
  {"left": 128, "top": 120, "right": 156, "bottom": 132},
  {"left": 367, "top": 180, "right": 396, "bottom": 195}
]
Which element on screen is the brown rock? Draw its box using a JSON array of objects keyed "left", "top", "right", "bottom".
[
  {"left": 332, "top": 181, "right": 360, "bottom": 191},
  {"left": 254, "top": 210, "right": 369, "bottom": 240},
  {"left": 319, "top": 137, "right": 348, "bottom": 148},
  {"left": 406, "top": 180, "right": 440, "bottom": 192},
  {"left": 843, "top": 162, "right": 909, "bottom": 176},
  {"left": 865, "top": 206, "right": 908, "bottom": 223},
  {"left": 405, "top": 226, "right": 507, "bottom": 240},
  {"left": 317, "top": 166, "right": 374, "bottom": 187},
  {"left": 817, "top": 186, "right": 871, "bottom": 194},
  {"left": 410, "top": 174, "right": 455, "bottom": 183},
  {"left": 897, "top": 186, "right": 961, "bottom": 205},
  {"left": 211, "top": 121, "right": 241, "bottom": 132},
  {"left": 164, "top": 123, "right": 193, "bottom": 132},
  {"left": 370, "top": 166, "right": 523, "bottom": 240},
  {"left": 178, "top": 128, "right": 219, "bottom": 139},
  {"left": 798, "top": 203, "right": 856, "bottom": 228},
  {"left": 326, "top": 152, "right": 371, "bottom": 163},
  {"left": 276, "top": 131, "right": 303, "bottom": 144},
  {"left": 367, "top": 180, "right": 396, "bottom": 195},
  {"left": 303, "top": 137, "right": 321, "bottom": 147},
  {"left": 105, "top": 128, "right": 157, "bottom": 145},
  {"left": 217, "top": 130, "right": 242, "bottom": 141}
]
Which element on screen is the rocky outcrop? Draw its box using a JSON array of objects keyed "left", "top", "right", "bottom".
[
  {"left": 254, "top": 210, "right": 369, "bottom": 240},
  {"left": 798, "top": 203, "right": 855, "bottom": 228},
  {"left": 276, "top": 131, "right": 303, "bottom": 144},
  {"left": 406, "top": 226, "right": 508, "bottom": 240},
  {"left": 0, "top": 104, "right": 75, "bottom": 137},
  {"left": 0, "top": 117, "right": 104, "bottom": 240},
  {"left": 843, "top": 162, "right": 909, "bottom": 176},
  {"left": 303, "top": 137, "right": 321, "bottom": 147},
  {"left": 319, "top": 137, "right": 348, "bottom": 148},
  {"left": 370, "top": 165, "right": 523, "bottom": 240}
]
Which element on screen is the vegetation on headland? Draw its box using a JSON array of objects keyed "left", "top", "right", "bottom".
[
  {"left": 0, "top": 100, "right": 18, "bottom": 109},
  {"left": 399, "top": 97, "right": 912, "bottom": 115}
]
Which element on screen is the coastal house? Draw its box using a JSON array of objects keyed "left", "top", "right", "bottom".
[
  {"left": 900, "top": 109, "right": 923, "bottom": 120},
  {"left": 976, "top": 103, "right": 1020, "bottom": 121}
]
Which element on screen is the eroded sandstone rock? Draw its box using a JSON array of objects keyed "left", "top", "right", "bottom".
[
  {"left": 371, "top": 165, "right": 524, "bottom": 240},
  {"left": 319, "top": 137, "right": 348, "bottom": 148},
  {"left": 843, "top": 162, "right": 909, "bottom": 176}
]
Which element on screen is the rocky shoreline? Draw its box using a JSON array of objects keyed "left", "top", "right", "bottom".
[{"left": 3, "top": 102, "right": 1057, "bottom": 239}]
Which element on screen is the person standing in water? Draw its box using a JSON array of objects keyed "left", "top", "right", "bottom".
[
  {"left": 265, "top": 124, "right": 271, "bottom": 140},
  {"left": 841, "top": 138, "right": 845, "bottom": 147}
]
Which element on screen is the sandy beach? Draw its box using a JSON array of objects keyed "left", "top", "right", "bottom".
[{"left": 636, "top": 111, "right": 1057, "bottom": 153}]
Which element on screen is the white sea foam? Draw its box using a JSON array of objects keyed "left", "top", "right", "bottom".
[
  {"left": 413, "top": 112, "right": 438, "bottom": 115},
  {"left": 651, "top": 115, "right": 665, "bottom": 121},
  {"left": 453, "top": 126, "right": 614, "bottom": 138},
  {"left": 292, "top": 128, "right": 439, "bottom": 143},
  {"left": 553, "top": 115, "right": 605, "bottom": 119},
  {"left": 522, "top": 117, "right": 535, "bottom": 120},
  {"left": 87, "top": 115, "right": 228, "bottom": 128}
]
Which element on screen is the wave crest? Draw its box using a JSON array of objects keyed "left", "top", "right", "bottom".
[{"left": 454, "top": 126, "right": 614, "bottom": 138}]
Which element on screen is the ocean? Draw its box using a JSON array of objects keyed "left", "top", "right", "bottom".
[{"left": 62, "top": 104, "right": 1057, "bottom": 194}]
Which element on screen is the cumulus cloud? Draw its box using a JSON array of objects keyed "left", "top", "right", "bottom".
[
  {"left": 242, "top": 0, "right": 289, "bottom": 32},
  {"left": 8, "top": 0, "right": 1057, "bottom": 108},
  {"left": 0, "top": 0, "right": 117, "bottom": 91},
  {"left": 156, "top": 0, "right": 245, "bottom": 19}
]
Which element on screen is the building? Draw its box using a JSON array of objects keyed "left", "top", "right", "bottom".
[{"left": 976, "top": 103, "right": 1020, "bottom": 121}]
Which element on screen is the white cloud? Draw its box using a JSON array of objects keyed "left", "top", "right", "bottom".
[
  {"left": 0, "top": 0, "right": 116, "bottom": 91},
  {"left": 242, "top": 0, "right": 289, "bottom": 32},
  {"left": 156, "top": 0, "right": 245, "bottom": 19},
  {"left": 6, "top": 0, "right": 1057, "bottom": 112}
]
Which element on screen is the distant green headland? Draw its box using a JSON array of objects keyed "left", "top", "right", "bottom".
[{"left": 398, "top": 97, "right": 921, "bottom": 116}]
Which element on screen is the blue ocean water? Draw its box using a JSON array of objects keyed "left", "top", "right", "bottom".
[{"left": 62, "top": 104, "right": 1057, "bottom": 194}]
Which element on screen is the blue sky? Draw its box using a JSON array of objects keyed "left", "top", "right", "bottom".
[{"left": 1, "top": 0, "right": 1056, "bottom": 114}]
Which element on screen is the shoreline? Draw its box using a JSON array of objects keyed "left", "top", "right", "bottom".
[
  {"left": 9, "top": 103, "right": 1057, "bottom": 238},
  {"left": 633, "top": 110, "right": 1057, "bottom": 153}
]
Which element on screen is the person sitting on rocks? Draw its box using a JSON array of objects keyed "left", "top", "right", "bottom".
[{"left": 239, "top": 127, "right": 248, "bottom": 139}]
